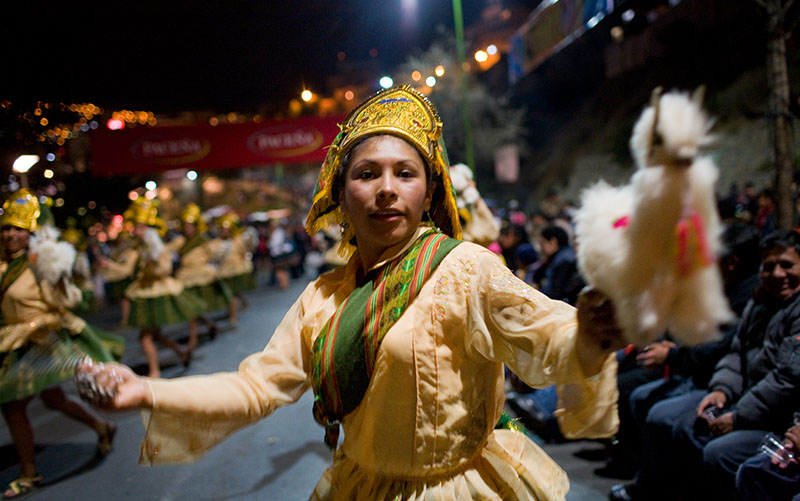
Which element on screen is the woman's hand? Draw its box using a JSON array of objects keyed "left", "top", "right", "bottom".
[
  {"left": 576, "top": 287, "right": 626, "bottom": 373},
  {"left": 75, "top": 359, "right": 152, "bottom": 410}
]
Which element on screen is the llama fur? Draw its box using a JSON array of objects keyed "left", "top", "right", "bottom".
[
  {"left": 574, "top": 90, "right": 732, "bottom": 347},
  {"left": 28, "top": 225, "right": 77, "bottom": 285}
]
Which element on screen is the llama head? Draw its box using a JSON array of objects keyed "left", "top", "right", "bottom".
[{"left": 630, "top": 87, "right": 715, "bottom": 170}]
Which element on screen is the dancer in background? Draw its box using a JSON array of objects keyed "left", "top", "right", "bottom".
[
  {"left": 99, "top": 226, "right": 138, "bottom": 328},
  {"left": 168, "top": 203, "right": 231, "bottom": 348},
  {"left": 105, "top": 198, "right": 204, "bottom": 378},
  {"left": 0, "top": 190, "right": 122, "bottom": 499},
  {"left": 215, "top": 211, "right": 257, "bottom": 327}
]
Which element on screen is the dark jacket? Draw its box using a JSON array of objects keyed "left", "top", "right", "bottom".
[
  {"left": 708, "top": 290, "right": 800, "bottom": 431},
  {"left": 536, "top": 246, "right": 584, "bottom": 305},
  {"left": 664, "top": 272, "right": 759, "bottom": 388}
]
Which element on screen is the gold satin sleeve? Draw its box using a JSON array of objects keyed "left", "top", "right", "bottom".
[
  {"left": 465, "top": 250, "right": 619, "bottom": 440},
  {"left": 101, "top": 248, "right": 139, "bottom": 282},
  {"left": 139, "top": 282, "right": 314, "bottom": 464}
]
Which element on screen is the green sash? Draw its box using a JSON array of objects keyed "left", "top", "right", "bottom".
[
  {"left": 311, "top": 230, "right": 460, "bottom": 448},
  {"left": 178, "top": 233, "right": 209, "bottom": 257}
]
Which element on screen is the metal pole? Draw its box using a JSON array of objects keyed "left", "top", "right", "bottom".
[{"left": 452, "top": 0, "right": 475, "bottom": 171}]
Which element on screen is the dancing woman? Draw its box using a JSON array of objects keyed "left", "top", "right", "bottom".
[
  {"left": 0, "top": 190, "right": 122, "bottom": 499},
  {"left": 78, "top": 87, "right": 623, "bottom": 500}
]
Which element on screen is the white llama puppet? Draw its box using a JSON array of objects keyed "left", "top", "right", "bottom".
[{"left": 574, "top": 88, "right": 733, "bottom": 347}]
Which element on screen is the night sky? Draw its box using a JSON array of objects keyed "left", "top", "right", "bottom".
[{"left": 2, "top": 0, "right": 491, "bottom": 113}]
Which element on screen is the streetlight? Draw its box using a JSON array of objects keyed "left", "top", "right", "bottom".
[
  {"left": 13, "top": 155, "right": 39, "bottom": 188},
  {"left": 379, "top": 76, "right": 394, "bottom": 89}
]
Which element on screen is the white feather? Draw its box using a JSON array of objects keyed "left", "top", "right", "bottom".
[
  {"left": 575, "top": 90, "right": 732, "bottom": 347},
  {"left": 29, "top": 227, "right": 76, "bottom": 285},
  {"left": 140, "top": 227, "right": 165, "bottom": 262}
]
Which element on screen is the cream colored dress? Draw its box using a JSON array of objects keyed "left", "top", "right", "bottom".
[
  {"left": 168, "top": 235, "right": 226, "bottom": 288},
  {"left": 0, "top": 264, "right": 85, "bottom": 353},
  {"left": 140, "top": 229, "right": 618, "bottom": 500},
  {"left": 218, "top": 233, "right": 254, "bottom": 280}
]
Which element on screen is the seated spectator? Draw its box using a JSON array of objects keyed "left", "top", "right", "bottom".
[
  {"left": 497, "top": 223, "right": 528, "bottom": 274},
  {"left": 610, "top": 229, "right": 800, "bottom": 500},
  {"left": 532, "top": 225, "right": 584, "bottom": 305},
  {"left": 607, "top": 223, "right": 762, "bottom": 492},
  {"left": 736, "top": 416, "right": 800, "bottom": 501}
]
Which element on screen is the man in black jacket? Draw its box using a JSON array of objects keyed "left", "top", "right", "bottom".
[{"left": 683, "top": 229, "right": 800, "bottom": 499}]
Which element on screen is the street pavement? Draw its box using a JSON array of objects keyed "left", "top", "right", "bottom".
[{"left": 0, "top": 272, "right": 618, "bottom": 500}]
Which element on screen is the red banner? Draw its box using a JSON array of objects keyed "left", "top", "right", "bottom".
[{"left": 90, "top": 115, "right": 345, "bottom": 177}]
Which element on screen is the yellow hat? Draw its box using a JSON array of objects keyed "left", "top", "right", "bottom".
[
  {"left": 305, "top": 86, "right": 461, "bottom": 258},
  {"left": 0, "top": 189, "right": 40, "bottom": 232},
  {"left": 179, "top": 203, "right": 208, "bottom": 233},
  {"left": 216, "top": 212, "right": 243, "bottom": 236},
  {"left": 124, "top": 197, "right": 167, "bottom": 237},
  {"left": 61, "top": 227, "right": 85, "bottom": 247}
]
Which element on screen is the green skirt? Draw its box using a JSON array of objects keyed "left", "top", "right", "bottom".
[
  {"left": 0, "top": 326, "right": 125, "bottom": 404},
  {"left": 128, "top": 290, "right": 208, "bottom": 329},
  {"left": 185, "top": 280, "right": 233, "bottom": 313},
  {"left": 223, "top": 273, "right": 256, "bottom": 295},
  {"left": 108, "top": 277, "right": 135, "bottom": 301},
  {"left": 70, "top": 289, "right": 95, "bottom": 315}
]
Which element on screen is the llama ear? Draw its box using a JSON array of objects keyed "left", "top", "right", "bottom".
[
  {"left": 692, "top": 85, "right": 706, "bottom": 106},
  {"left": 649, "top": 86, "right": 663, "bottom": 111}
]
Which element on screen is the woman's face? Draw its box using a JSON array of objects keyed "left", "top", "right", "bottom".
[
  {"left": 1, "top": 225, "right": 30, "bottom": 255},
  {"left": 133, "top": 222, "right": 148, "bottom": 240},
  {"left": 183, "top": 222, "right": 197, "bottom": 237},
  {"left": 340, "top": 135, "right": 433, "bottom": 260}
]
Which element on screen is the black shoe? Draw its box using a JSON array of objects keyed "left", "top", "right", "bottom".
[{"left": 609, "top": 483, "right": 635, "bottom": 501}]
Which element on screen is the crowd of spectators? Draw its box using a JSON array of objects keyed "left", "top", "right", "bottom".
[{"left": 486, "top": 181, "right": 800, "bottom": 501}]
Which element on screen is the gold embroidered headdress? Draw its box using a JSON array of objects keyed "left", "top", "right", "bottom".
[
  {"left": 179, "top": 203, "right": 208, "bottom": 234},
  {"left": 305, "top": 86, "right": 462, "bottom": 258},
  {"left": 123, "top": 197, "right": 167, "bottom": 236},
  {"left": 0, "top": 189, "right": 40, "bottom": 232}
]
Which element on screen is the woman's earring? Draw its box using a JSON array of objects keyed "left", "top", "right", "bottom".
[
  {"left": 425, "top": 211, "right": 439, "bottom": 231},
  {"left": 340, "top": 219, "right": 349, "bottom": 235}
]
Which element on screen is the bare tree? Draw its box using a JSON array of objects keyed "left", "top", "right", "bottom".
[
  {"left": 396, "top": 38, "right": 528, "bottom": 178},
  {"left": 757, "top": 0, "right": 798, "bottom": 228}
]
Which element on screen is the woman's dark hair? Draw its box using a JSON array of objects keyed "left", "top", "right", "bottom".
[
  {"left": 331, "top": 134, "right": 432, "bottom": 202},
  {"left": 759, "top": 229, "right": 800, "bottom": 256},
  {"left": 540, "top": 225, "right": 569, "bottom": 249}
]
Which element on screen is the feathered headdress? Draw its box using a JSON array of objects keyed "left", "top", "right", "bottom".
[{"left": 305, "top": 86, "right": 462, "bottom": 258}]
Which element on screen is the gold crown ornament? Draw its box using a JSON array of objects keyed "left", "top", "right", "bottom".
[
  {"left": 305, "top": 86, "right": 461, "bottom": 258},
  {"left": 179, "top": 203, "right": 208, "bottom": 233},
  {"left": 0, "top": 189, "right": 41, "bottom": 232},
  {"left": 123, "top": 197, "right": 167, "bottom": 236},
  {"left": 216, "top": 212, "right": 244, "bottom": 236}
]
